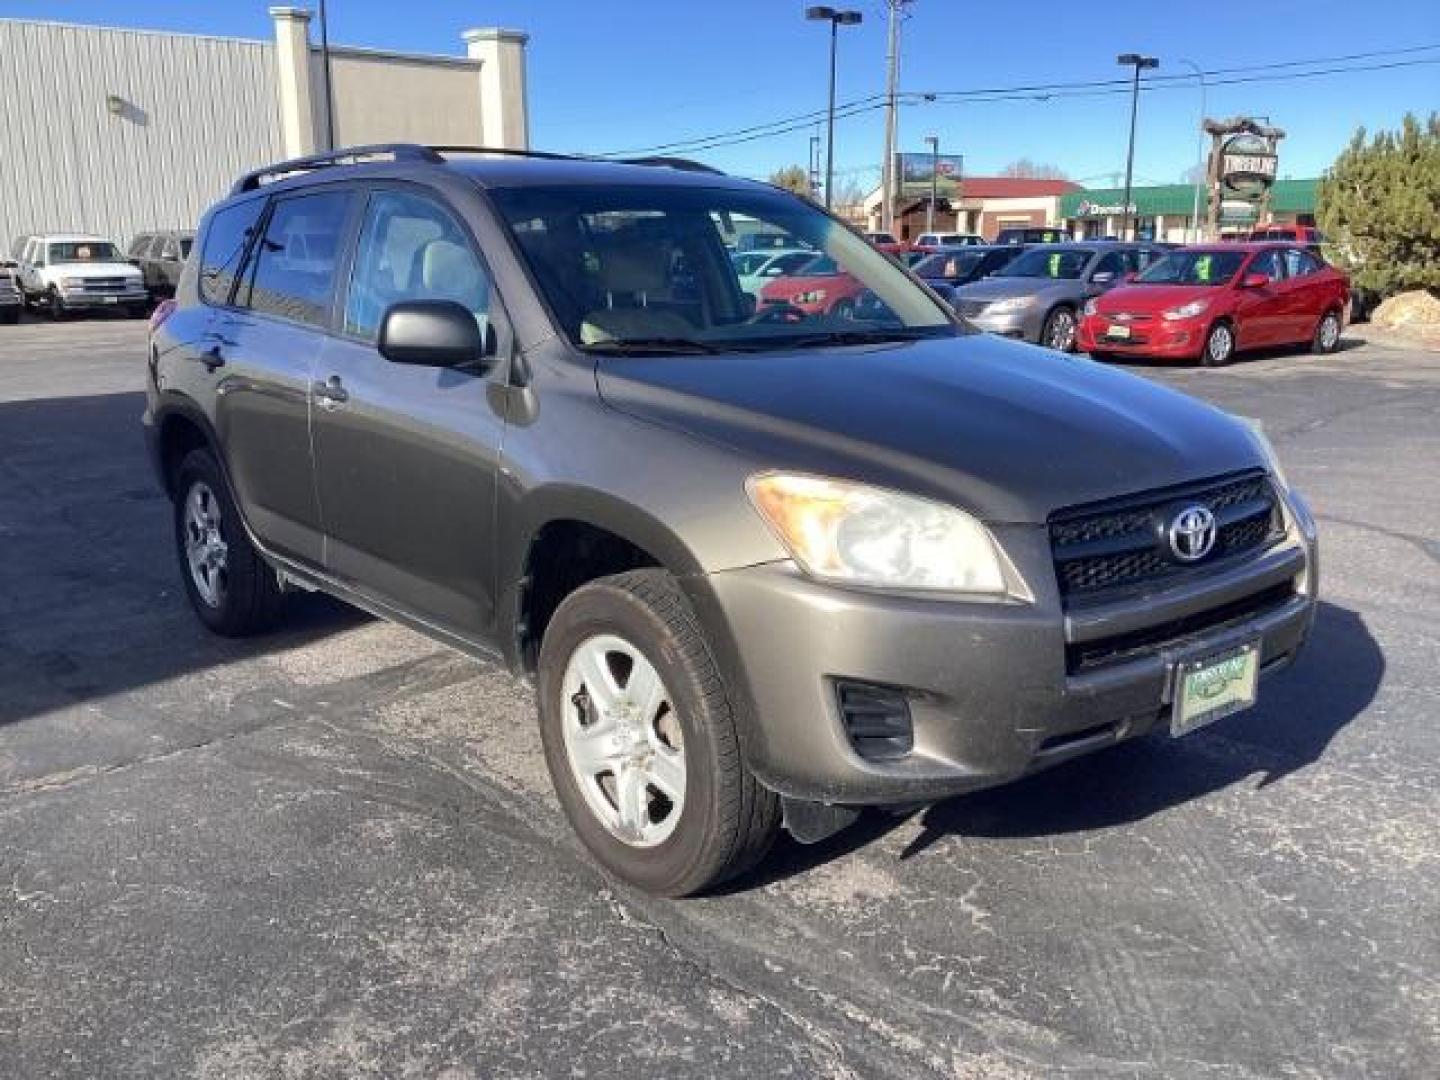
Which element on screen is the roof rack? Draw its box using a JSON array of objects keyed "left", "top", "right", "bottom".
[
  {"left": 230, "top": 143, "right": 728, "bottom": 194},
  {"left": 232, "top": 143, "right": 441, "bottom": 193}
]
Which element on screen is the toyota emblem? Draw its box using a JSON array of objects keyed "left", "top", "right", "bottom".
[{"left": 1168, "top": 504, "right": 1217, "bottom": 562}]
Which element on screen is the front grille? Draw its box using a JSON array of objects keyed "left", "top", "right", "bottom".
[
  {"left": 1067, "top": 581, "right": 1296, "bottom": 674},
  {"left": 80, "top": 277, "right": 130, "bottom": 289},
  {"left": 1050, "top": 471, "right": 1282, "bottom": 604}
]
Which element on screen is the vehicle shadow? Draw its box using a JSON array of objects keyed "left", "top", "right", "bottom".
[
  {"left": 1102, "top": 335, "right": 1364, "bottom": 369},
  {"left": 733, "top": 600, "right": 1381, "bottom": 886},
  {"left": 0, "top": 390, "right": 365, "bottom": 728}
]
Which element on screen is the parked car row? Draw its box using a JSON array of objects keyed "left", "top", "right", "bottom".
[{"left": 2, "top": 228, "right": 194, "bottom": 320}]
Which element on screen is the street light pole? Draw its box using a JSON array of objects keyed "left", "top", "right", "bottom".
[
  {"left": 1116, "top": 53, "right": 1158, "bottom": 242},
  {"left": 1178, "top": 58, "right": 1207, "bottom": 243},
  {"left": 924, "top": 134, "right": 938, "bottom": 234},
  {"left": 807, "top": 7, "right": 863, "bottom": 210},
  {"left": 317, "top": 0, "right": 337, "bottom": 151}
]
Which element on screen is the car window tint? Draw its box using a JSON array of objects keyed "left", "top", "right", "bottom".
[
  {"left": 344, "top": 189, "right": 491, "bottom": 343},
  {"left": 1250, "top": 249, "right": 1286, "bottom": 280},
  {"left": 1283, "top": 248, "right": 1321, "bottom": 278},
  {"left": 1092, "top": 252, "right": 1125, "bottom": 278},
  {"left": 239, "top": 190, "right": 352, "bottom": 327},
  {"left": 200, "top": 199, "right": 266, "bottom": 305}
]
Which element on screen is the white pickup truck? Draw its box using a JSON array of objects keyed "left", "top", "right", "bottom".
[{"left": 15, "top": 233, "right": 148, "bottom": 319}]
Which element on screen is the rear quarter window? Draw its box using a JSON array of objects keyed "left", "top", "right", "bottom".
[{"left": 200, "top": 199, "right": 266, "bottom": 305}]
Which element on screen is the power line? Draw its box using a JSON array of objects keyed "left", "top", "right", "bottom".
[{"left": 598, "top": 43, "right": 1440, "bottom": 158}]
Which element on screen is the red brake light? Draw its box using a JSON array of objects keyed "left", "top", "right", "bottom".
[{"left": 149, "top": 298, "right": 178, "bottom": 333}]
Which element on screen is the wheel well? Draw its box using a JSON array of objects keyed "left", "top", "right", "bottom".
[
  {"left": 158, "top": 414, "right": 210, "bottom": 497},
  {"left": 518, "top": 520, "right": 661, "bottom": 673}
]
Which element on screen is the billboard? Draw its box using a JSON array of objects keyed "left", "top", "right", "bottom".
[{"left": 896, "top": 152, "right": 964, "bottom": 195}]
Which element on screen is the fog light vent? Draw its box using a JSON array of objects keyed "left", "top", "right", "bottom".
[{"left": 835, "top": 680, "right": 913, "bottom": 761}]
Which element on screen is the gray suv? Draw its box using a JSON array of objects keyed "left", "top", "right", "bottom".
[
  {"left": 953, "top": 242, "right": 1166, "bottom": 351},
  {"left": 144, "top": 145, "right": 1319, "bottom": 895}
]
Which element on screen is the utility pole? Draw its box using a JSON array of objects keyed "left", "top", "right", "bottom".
[
  {"left": 317, "top": 0, "right": 337, "bottom": 150},
  {"left": 880, "top": 0, "right": 910, "bottom": 235},
  {"left": 807, "top": 7, "right": 862, "bottom": 210},
  {"left": 924, "top": 134, "right": 938, "bottom": 234},
  {"left": 1116, "top": 53, "right": 1158, "bottom": 242},
  {"left": 809, "top": 133, "right": 822, "bottom": 200}
]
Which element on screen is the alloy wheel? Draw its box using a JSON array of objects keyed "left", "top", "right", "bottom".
[
  {"left": 1207, "top": 324, "right": 1234, "bottom": 365},
  {"left": 561, "top": 633, "right": 686, "bottom": 847},
  {"left": 1046, "top": 309, "right": 1076, "bottom": 351},
  {"left": 183, "top": 481, "right": 229, "bottom": 608},
  {"left": 1319, "top": 313, "right": 1340, "bottom": 351}
]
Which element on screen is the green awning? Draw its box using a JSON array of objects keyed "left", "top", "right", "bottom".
[{"left": 1060, "top": 178, "right": 1318, "bottom": 218}]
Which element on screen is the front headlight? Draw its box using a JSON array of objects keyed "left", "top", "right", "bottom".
[
  {"left": 1162, "top": 299, "right": 1210, "bottom": 321},
  {"left": 987, "top": 295, "right": 1036, "bottom": 314},
  {"left": 746, "top": 473, "right": 1013, "bottom": 597}
]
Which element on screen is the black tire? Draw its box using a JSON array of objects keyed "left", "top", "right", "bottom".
[
  {"left": 46, "top": 288, "right": 67, "bottom": 321},
  {"left": 127, "top": 304, "right": 149, "bottom": 320},
  {"left": 1311, "top": 308, "right": 1342, "bottom": 354},
  {"left": 1088, "top": 350, "right": 1116, "bottom": 362},
  {"left": 1041, "top": 306, "right": 1078, "bottom": 352},
  {"left": 173, "top": 448, "right": 286, "bottom": 636},
  {"left": 0, "top": 308, "right": 18, "bottom": 325},
  {"left": 830, "top": 298, "right": 856, "bottom": 320},
  {"left": 1201, "top": 320, "right": 1235, "bottom": 367},
  {"left": 537, "top": 569, "right": 780, "bottom": 896}
]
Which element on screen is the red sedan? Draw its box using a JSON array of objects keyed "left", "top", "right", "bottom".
[
  {"left": 757, "top": 255, "right": 869, "bottom": 318},
  {"left": 1077, "top": 243, "right": 1349, "bottom": 366}
]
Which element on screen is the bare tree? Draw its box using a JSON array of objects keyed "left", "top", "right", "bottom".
[
  {"left": 768, "top": 165, "right": 813, "bottom": 196},
  {"left": 999, "top": 158, "right": 1070, "bottom": 180}
]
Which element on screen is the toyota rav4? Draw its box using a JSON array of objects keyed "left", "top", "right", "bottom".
[{"left": 144, "top": 145, "right": 1319, "bottom": 896}]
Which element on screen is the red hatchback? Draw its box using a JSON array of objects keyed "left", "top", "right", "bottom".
[
  {"left": 1077, "top": 244, "right": 1349, "bottom": 366},
  {"left": 757, "top": 255, "right": 869, "bottom": 318}
]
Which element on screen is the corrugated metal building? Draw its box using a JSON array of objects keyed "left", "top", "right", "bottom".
[{"left": 0, "top": 10, "right": 529, "bottom": 251}]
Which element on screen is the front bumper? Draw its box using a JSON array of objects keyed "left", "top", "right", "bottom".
[
  {"left": 58, "top": 286, "right": 147, "bottom": 308},
  {"left": 703, "top": 504, "right": 1318, "bottom": 805},
  {"left": 963, "top": 304, "right": 1044, "bottom": 342},
  {"left": 1078, "top": 313, "right": 1205, "bottom": 359}
]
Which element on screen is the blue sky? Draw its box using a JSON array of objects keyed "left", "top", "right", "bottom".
[{"left": 7, "top": 1, "right": 1438, "bottom": 189}]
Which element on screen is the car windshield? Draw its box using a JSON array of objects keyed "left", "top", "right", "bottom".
[
  {"left": 914, "top": 251, "right": 986, "bottom": 278},
  {"left": 996, "top": 248, "right": 1091, "bottom": 280},
  {"left": 492, "top": 185, "right": 956, "bottom": 352},
  {"left": 731, "top": 252, "right": 770, "bottom": 275},
  {"left": 1136, "top": 250, "right": 1247, "bottom": 286},
  {"left": 48, "top": 241, "right": 122, "bottom": 264}
]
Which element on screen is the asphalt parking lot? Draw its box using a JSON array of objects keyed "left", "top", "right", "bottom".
[{"left": 2, "top": 315, "right": 1436, "bottom": 1078}]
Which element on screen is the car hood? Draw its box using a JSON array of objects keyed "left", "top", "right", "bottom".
[
  {"left": 53, "top": 262, "right": 141, "bottom": 279},
  {"left": 951, "top": 276, "right": 1070, "bottom": 302},
  {"left": 1094, "top": 283, "right": 1216, "bottom": 314},
  {"left": 595, "top": 334, "right": 1262, "bottom": 524}
]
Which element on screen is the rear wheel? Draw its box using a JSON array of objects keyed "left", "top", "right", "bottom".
[
  {"left": 1041, "top": 306, "right": 1077, "bottom": 352},
  {"left": 1201, "top": 320, "right": 1235, "bottom": 367},
  {"left": 173, "top": 448, "right": 286, "bottom": 636},
  {"left": 538, "top": 569, "right": 780, "bottom": 896},
  {"left": 1311, "top": 308, "right": 1342, "bottom": 354}
]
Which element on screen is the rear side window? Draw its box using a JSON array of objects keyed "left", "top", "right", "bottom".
[
  {"left": 238, "top": 190, "right": 353, "bottom": 328},
  {"left": 1284, "top": 248, "right": 1322, "bottom": 277},
  {"left": 128, "top": 235, "right": 151, "bottom": 258},
  {"left": 200, "top": 200, "right": 265, "bottom": 305}
]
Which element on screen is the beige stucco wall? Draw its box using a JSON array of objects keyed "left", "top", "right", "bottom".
[{"left": 311, "top": 48, "right": 483, "bottom": 148}]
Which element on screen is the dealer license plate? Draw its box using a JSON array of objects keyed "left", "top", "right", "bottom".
[
  {"left": 1105, "top": 323, "right": 1131, "bottom": 339},
  {"left": 1172, "top": 642, "right": 1259, "bottom": 736}
]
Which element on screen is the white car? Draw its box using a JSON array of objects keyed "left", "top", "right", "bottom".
[
  {"left": 15, "top": 233, "right": 148, "bottom": 318},
  {"left": 730, "top": 249, "right": 816, "bottom": 299},
  {"left": 914, "top": 232, "right": 985, "bottom": 248}
]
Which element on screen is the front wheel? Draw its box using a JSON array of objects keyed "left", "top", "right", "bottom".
[
  {"left": 1312, "top": 308, "right": 1342, "bottom": 354},
  {"left": 1041, "top": 306, "right": 1077, "bottom": 352},
  {"left": 46, "top": 288, "right": 68, "bottom": 321},
  {"left": 1201, "top": 321, "right": 1235, "bottom": 367},
  {"left": 537, "top": 569, "right": 780, "bottom": 896}
]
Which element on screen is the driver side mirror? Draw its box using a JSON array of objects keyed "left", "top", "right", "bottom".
[
  {"left": 378, "top": 300, "right": 491, "bottom": 369},
  {"left": 1240, "top": 272, "right": 1270, "bottom": 289}
]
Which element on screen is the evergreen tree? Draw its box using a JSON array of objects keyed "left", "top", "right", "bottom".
[{"left": 1317, "top": 113, "right": 1440, "bottom": 295}]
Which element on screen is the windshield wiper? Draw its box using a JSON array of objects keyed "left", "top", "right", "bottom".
[
  {"left": 772, "top": 328, "right": 944, "bottom": 349},
  {"left": 584, "top": 337, "right": 724, "bottom": 355}
]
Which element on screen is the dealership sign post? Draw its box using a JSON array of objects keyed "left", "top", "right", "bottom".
[{"left": 1203, "top": 117, "right": 1285, "bottom": 238}]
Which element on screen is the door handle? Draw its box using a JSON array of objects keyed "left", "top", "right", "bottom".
[{"left": 313, "top": 375, "right": 349, "bottom": 408}]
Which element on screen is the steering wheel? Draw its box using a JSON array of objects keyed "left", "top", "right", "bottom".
[{"left": 749, "top": 302, "right": 808, "bottom": 325}]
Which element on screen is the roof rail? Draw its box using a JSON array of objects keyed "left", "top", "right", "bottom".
[
  {"left": 433, "top": 146, "right": 726, "bottom": 175},
  {"left": 617, "top": 156, "right": 726, "bottom": 176},
  {"left": 230, "top": 143, "right": 729, "bottom": 195},
  {"left": 231, "top": 143, "right": 443, "bottom": 194}
]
